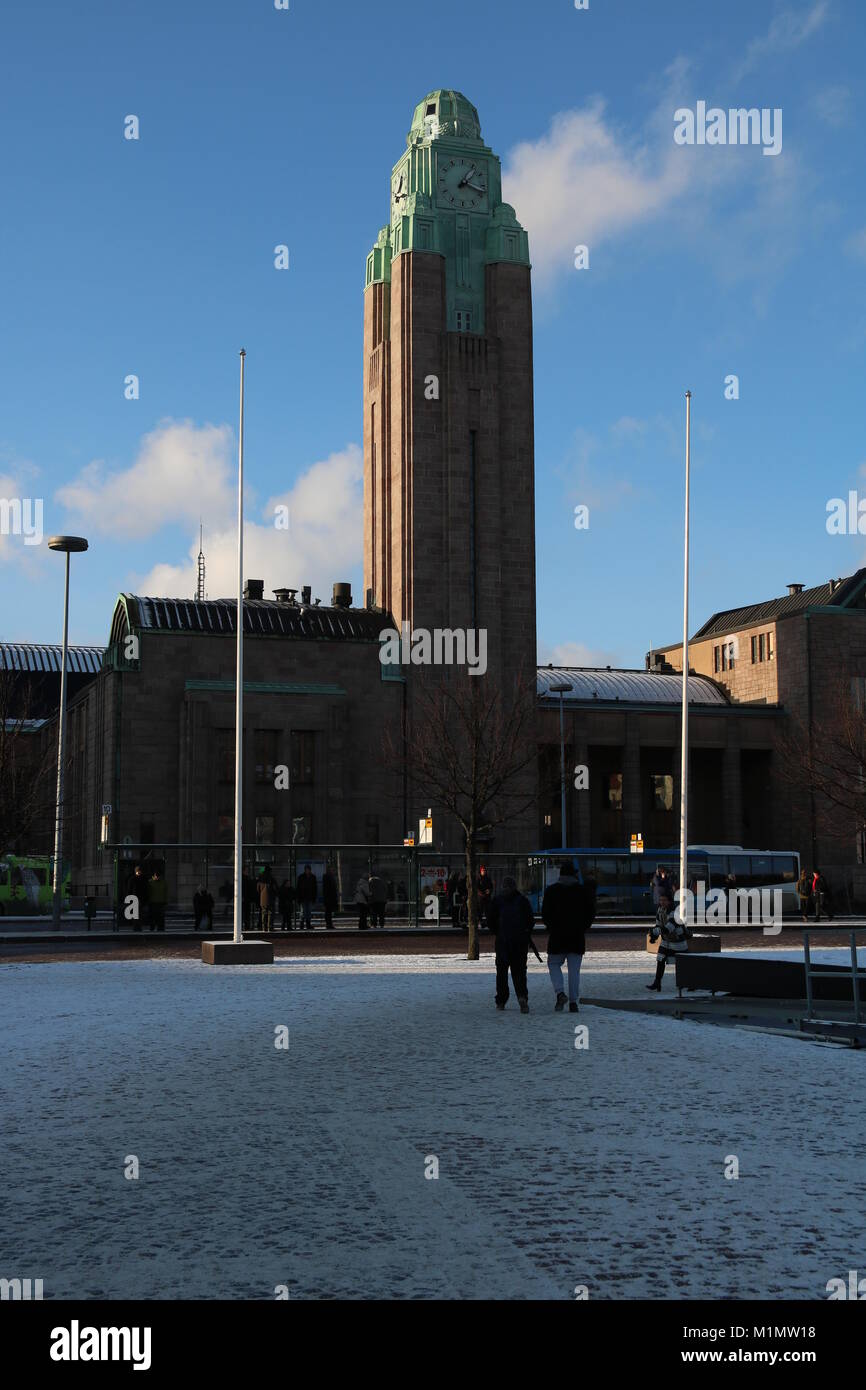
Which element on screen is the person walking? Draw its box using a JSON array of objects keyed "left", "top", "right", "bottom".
[
  {"left": 125, "top": 864, "right": 148, "bottom": 932},
  {"left": 488, "top": 875, "right": 535, "bottom": 1013},
  {"left": 796, "top": 868, "right": 812, "bottom": 923},
  {"left": 193, "top": 884, "right": 214, "bottom": 932},
  {"left": 368, "top": 869, "right": 387, "bottom": 928},
  {"left": 277, "top": 878, "right": 295, "bottom": 931},
  {"left": 296, "top": 864, "right": 317, "bottom": 930},
  {"left": 148, "top": 869, "right": 167, "bottom": 932},
  {"left": 813, "top": 869, "right": 833, "bottom": 922},
  {"left": 542, "top": 859, "right": 595, "bottom": 1013},
  {"left": 646, "top": 906, "right": 688, "bottom": 991},
  {"left": 354, "top": 873, "right": 371, "bottom": 930},
  {"left": 476, "top": 864, "right": 494, "bottom": 931},
  {"left": 258, "top": 868, "right": 276, "bottom": 933},
  {"left": 322, "top": 865, "right": 338, "bottom": 928}
]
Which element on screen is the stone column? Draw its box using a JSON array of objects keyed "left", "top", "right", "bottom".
[
  {"left": 722, "top": 732, "right": 742, "bottom": 845},
  {"left": 622, "top": 715, "right": 642, "bottom": 840}
]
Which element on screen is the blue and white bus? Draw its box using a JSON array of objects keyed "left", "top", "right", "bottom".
[{"left": 528, "top": 845, "right": 800, "bottom": 917}]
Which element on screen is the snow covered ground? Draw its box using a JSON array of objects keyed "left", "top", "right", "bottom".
[{"left": 2, "top": 950, "right": 864, "bottom": 1301}]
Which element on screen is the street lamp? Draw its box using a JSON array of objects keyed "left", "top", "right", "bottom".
[
  {"left": 47, "top": 535, "right": 89, "bottom": 929},
  {"left": 550, "top": 681, "right": 573, "bottom": 851}
]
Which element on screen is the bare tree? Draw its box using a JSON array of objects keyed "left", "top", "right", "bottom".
[
  {"left": 385, "top": 670, "right": 538, "bottom": 960},
  {"left": 0, "top": 670, "right": 56, "bottom": 858}
]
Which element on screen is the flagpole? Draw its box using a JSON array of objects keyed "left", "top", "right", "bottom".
[
  {"left": 233, "top": 349, "right": 246, "bottom": 944},
  {"left": 679, "top": 390, "right": 691, "bottom": 923}
]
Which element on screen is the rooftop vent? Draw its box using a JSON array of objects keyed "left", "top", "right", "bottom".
[
  {"left": 301, "top": 585, "right": 312, "bottom": 605},
  {"left": 332, "top": 582, "right": 352, "bottom": 609},
  {"left": 787, "top": 582, "right": 804, "bottom": 596},
  {"left": 829, "top": 577, "right": 843, "bottom": 593},
  {"left": 273, "top": 588, "right": 297, "bottom": 604},
  {"left": 243, "top": 579, "right": 264, "bottom": 601}
]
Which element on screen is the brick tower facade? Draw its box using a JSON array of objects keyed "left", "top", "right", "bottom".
[{"left": 363, "top": 90, "right": 537, "bottom": 688}]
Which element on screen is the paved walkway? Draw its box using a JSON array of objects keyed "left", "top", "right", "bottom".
[{"left": 2, "top": 951, "right": 864, "bottom": 1299}]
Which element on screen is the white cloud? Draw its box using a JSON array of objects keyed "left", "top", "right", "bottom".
[
  {"left": 502, "top": 99, "right": 691, "bottom": 288},
  {"left": 55, "top": 420, "right": 236, "bottom": 538},
  {"left": 132, "top": 444, "right": 363, "bottom": 601},
  {"left": 538, "top": 639, "right": 621, "bottom": 669},
  {"left": 731, "top": 2, "right": 831, "bottom": 83}
]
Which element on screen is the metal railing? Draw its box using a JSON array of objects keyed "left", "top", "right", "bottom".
[{"left": 803, "top": 929, "right": 864, "bottom": 1024}]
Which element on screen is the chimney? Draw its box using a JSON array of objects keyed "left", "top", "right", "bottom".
[
  {"left": 301, "top": 584, "right": 312, "bottom": 605},
  {"left": 244, "top": 579, "right": 264, "bottom": 600},
  {"left": 273, "top": 588, "right": 298, "bottom": 604},
  {"left": 829, "top": 577, "right": 843, "bottom": 594},
  {"left": 786, "top": 582, "right": 804, "bottom": 596},
  {"left": 332, "top": 582, "right": 352, "bottom": 609}
]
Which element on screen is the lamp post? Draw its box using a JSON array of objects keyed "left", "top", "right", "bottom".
[
  {"left": 550, "top": 681, "right": 573, "bottom": 850},
  {"left": 47, "top": 535, "right": 89, "bottom": 929},
  {"left": 679, "top": 391, "right": 691, "bottom": 924}
]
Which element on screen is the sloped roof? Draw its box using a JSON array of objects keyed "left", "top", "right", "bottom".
[
  {"left": 111, "top": 596, "right": 388, "bottom": 644},
  {"left": 0, "top": 643, "right": 105, "bottom": 674},
  {"left": 691, "top": 569, "right": 866, "bottom": 642},
  {"left": 537, "top": 666, "right": 728, "bottom": 707}
]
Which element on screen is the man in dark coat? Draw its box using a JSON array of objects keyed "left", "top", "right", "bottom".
[
  {"left": 321, "top": 866, "right": 338, "bottom": 929},
  {"left": 488, "top": 876, "right": 535, "bottom": 1012},
  {"left": 368, "top": 869, "right": 387, "bottom": 928},
  {"left": 193, "top": 884, "right": 214, "bottom": 932},
  {"left": 296, "top": 864, "right": 317, "bottom": 929},
  {"left": 476, "top": 864, "right": 494, "bottom": 930},
  {"left": 542, "top": 860, "right": 595, "bottom": 1012}
]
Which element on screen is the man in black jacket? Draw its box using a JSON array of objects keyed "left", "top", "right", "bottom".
[
  {"left": 488, "top": 876, "right": 535, "bottom": 1013},
  {"left": 542, "top": 860, "right": 595, "bottom": 1013}
]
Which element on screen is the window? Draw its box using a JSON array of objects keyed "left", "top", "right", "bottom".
[
  {"left": 714, "top": 645, "right": 720, "bottom": 674},
  {"left": 650, "top": 774, "right": 674, "bottom": 812},
  {"left": 139, "top": 820, "right": 155, "bottom": 845},
  {"left": 291, "top": 731, "right": 315, "bottom": 785},
  {"left": 767, "top": 631, "right": 774, "bottom": 661},
  {"left": 255, "top": 815, "right": 274, "bottom": 845},
  {"left": 720, "top": 639, "right": 736, "bottom": 672},
  {"left": 758, "top": 633, "right": 765, "bottom": 661},
  {"left": 607, "top": 772, "right": 623, "bottom": 810},
  {"left": 456, "top": 310, "right": 472, "bottom": 332},
  {"left": 751, "top": 636, "right": 757, "bottom": 664},
  {"left": 426, "top": 103, "right": 436, "bottom": 115}
]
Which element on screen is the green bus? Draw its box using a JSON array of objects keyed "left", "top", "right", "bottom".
[{"left": 0, "top": 855, "right": 71, "bottom": 915}]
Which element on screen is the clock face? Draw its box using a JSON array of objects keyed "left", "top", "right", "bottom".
[{"left": 437, "top": 156, "right": 487, "bottom": 211}]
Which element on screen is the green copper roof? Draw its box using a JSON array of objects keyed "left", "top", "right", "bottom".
[{"left": 408, "top": 90, "right": 483, "bottom": 146}]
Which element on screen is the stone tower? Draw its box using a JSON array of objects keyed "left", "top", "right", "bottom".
[{"left": 362, "top": 90, "right": 537, "bottom": 688}]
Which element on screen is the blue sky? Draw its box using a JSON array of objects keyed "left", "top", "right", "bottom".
[{"left": 1, "top": 0, "right": 864, "bottom": 663}]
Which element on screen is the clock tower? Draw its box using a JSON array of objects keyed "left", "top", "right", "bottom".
[{"left": 363, "top": 90, "right": 537, "bottom": 692}]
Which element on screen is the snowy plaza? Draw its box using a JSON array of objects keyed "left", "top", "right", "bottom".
[{"left": 3, "top": 949, "right": 864, "bottom": 1301}]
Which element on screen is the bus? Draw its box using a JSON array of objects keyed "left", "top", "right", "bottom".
[
  {"left": 528, "top": 846, "right": 801, "bottom": 918},
  {"left": 0, "top": 855, "right": 71, "bottom": 915}
]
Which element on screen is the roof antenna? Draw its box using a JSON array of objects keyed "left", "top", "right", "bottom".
[{"left": 196, "top": 521, "right": 206, "bottom": 601}]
